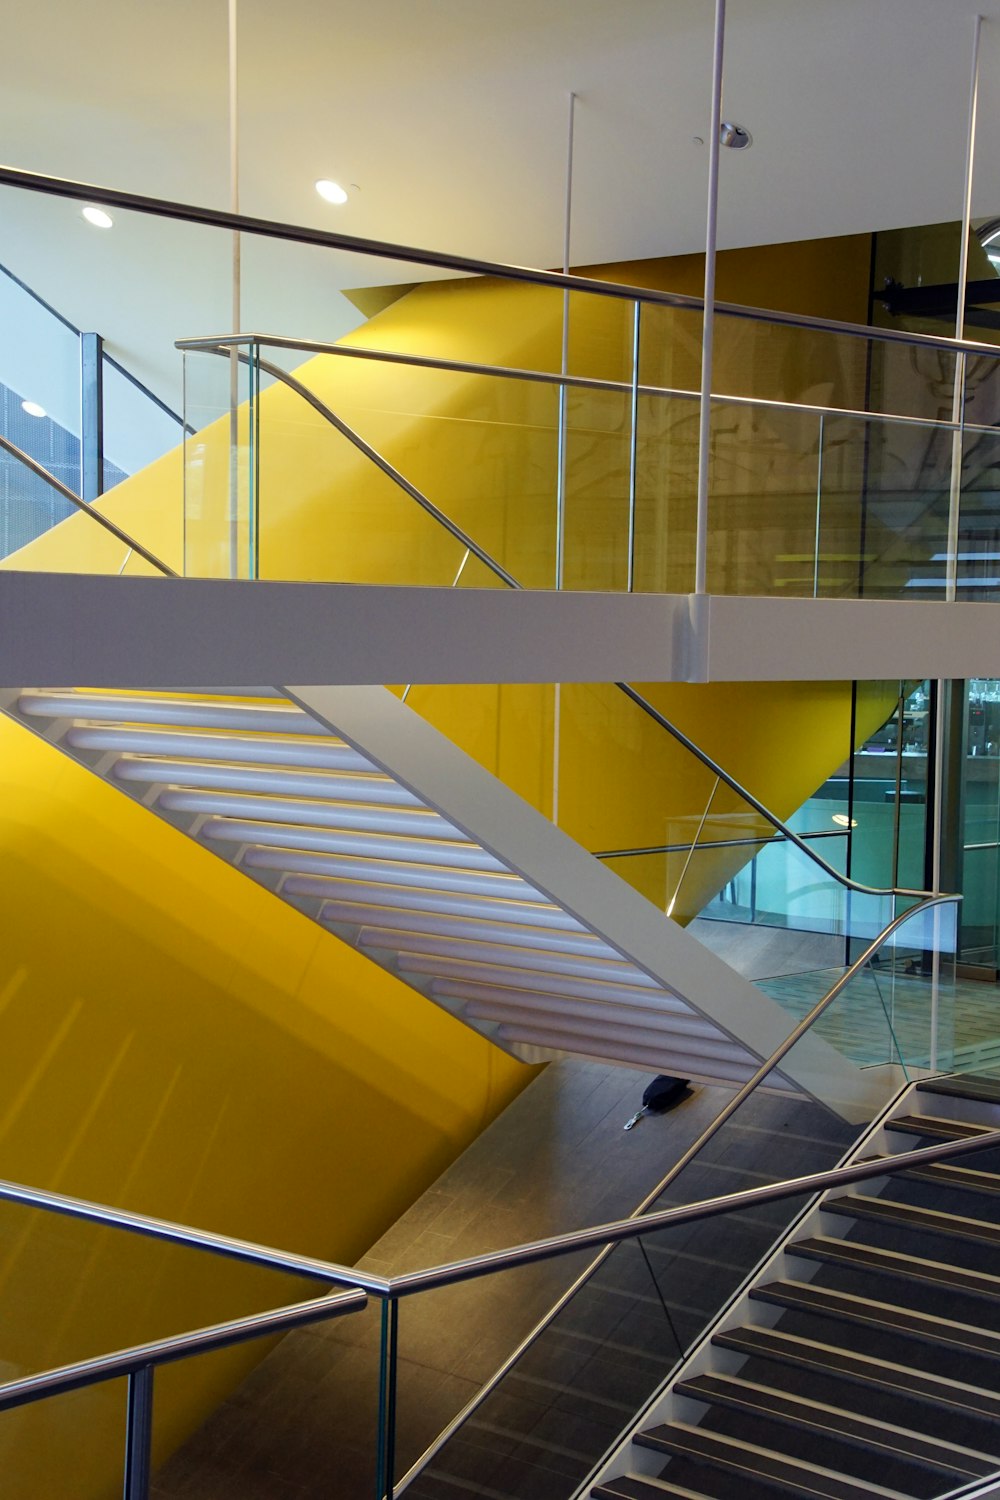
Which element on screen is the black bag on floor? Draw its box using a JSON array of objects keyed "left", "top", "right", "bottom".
[
  {"left": 643, "top": 1074, "right": 690, "bottom": 1112},
  {"left": 624, "top": 1074, "right": 691, "bottom": 1129}
]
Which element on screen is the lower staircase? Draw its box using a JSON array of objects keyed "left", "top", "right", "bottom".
[
  {"left": 590, "top": 1071, "right": 1000, "bottom": 1500},
  {"left": 0, "top": 682, "right": 868, "bottom": 1107}
]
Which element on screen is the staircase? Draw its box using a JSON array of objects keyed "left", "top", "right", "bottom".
[
  {"left": 589, "top": 1072, "right": 1000, "bottom": 1500},
  {"left": 0, "top": 682, "right": 872, "bottom": 1106}
]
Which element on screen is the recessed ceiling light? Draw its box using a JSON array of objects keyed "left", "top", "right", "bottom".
[
  {"left": 315, "top": 179, "right": 348, "bottom": 205},
  {"left": 21, "top": 400, "right": 46, "bottom": 418},
  {"left": 831, "top": 813, "right": 858, "bottom": 828},
  {"left": 82, "top": 205, "right": 113, "bottom": 229}
]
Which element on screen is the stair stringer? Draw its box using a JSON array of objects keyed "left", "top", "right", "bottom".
[
  {"left": 287, "top": 684, "right": 882, "bottom": 1122},
  {"left": 581, "top": 1077, "right": 1000, "bottom": 1499}
]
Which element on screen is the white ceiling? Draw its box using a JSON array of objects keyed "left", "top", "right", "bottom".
[{"left": 3, "top": 0, "right": 1000, "bottom": 417}]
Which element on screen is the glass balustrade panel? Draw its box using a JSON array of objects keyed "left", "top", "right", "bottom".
[
  {"left": 713, "top": 310, "right": 961, "bottom": 423},
  {"left": 395, "top": 900, "right": 958, "bottom": 1500}
]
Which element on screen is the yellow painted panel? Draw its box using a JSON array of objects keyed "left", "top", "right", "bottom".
[
  {"left": 0, "top": 716, "right": 528, "bottom": 1494},
  {"left": 0, "top": 232, "right": 897, "bottom": 1493}
]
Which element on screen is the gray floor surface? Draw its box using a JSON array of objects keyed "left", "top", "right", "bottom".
[{"left": 151, "top": 1059, "right": 736, "bottom": 1499}]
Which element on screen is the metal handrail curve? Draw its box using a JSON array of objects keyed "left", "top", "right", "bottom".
[
  {"left": 0, "top": 433, "right": 176, "bottom": 578},
  {"left": 7, "top": 162, "right": 1000, "bottom": 360}
]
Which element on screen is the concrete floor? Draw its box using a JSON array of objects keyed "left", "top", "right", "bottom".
[{"left": 151, "top": 1060, "right": 736, "bottom": 1499}]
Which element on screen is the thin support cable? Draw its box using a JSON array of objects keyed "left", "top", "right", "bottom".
[
  {"left": 636, "top": 1237, "right": 686, "bottom": 1364},
  {"left": 666, "top": 775, "right": 720, "bottom": 919},
  {"left": 865, "top": 959, "right": 909, "bottom": 1079}
]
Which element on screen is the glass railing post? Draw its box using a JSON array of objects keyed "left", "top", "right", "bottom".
[
  {"left": 123, "top": 1364, "right": 154, "bottom": 1500},
  {"left": 813, "top": 410, "right": 824, "bottom": 598},
  {"left": 248, "top": 338, "right": 260, "bottom": 580},
  {"left": 627, "top": 299, "right": 640, "bottom": 593},
  {"left": 375, "top": 1296, "right": 399, "bottom": 1500}
]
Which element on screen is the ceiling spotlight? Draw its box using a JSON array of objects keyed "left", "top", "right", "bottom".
[
  {"left": 21, "top": 400, "right": 46, "bottom": 418},
  {"left": 82, "top": 205, "right": 114, "bottom": 229},
  {"left": 719, "top": 122, "right": 752, "bottom": 149},
  {"left": 315, "top": 179, "right": 348, "bottom": 205}
]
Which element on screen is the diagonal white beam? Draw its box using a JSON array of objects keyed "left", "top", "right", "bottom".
[{"left": 287, "top": 684, "right": 883, "bottom": 1120}]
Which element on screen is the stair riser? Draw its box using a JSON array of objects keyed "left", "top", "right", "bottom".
[{"left": 585, "top": 1083, "right": 932, "bottom": 1494}]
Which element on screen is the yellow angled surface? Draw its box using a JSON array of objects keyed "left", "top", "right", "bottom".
[
  {"left": 0, "top": 717, "right": 526, "bottom": 1493},
  {"left": 0, "top": 233, "right": 896, "bottom": 1494}
]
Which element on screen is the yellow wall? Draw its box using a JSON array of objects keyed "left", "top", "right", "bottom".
[
  {"left": 0, "top": 717, "right": 527, "bottom": 1494},
  {"left": 0, "top": 232, "right": 900, "bottom": 1492}
]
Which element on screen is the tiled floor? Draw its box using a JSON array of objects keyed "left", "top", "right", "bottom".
[{"left": 151, "top": 1060, "right": 732, "bottom": 1498}]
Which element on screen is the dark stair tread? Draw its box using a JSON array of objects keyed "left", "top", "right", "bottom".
[
  {"left": 902, "top": 1160, "right": 1000, "bottom": 1195},
  {"left": 823, "top": 1192, "right": 1000, "bottom": 1245},
  {"left": 885, "top": 1113, "right": 996, "bottom": 1141},
  {"left": 636, "top": 1422, "right": 910, "bottom": 1499},
  {"left": 918, "top": 1074, "right": 1000, "bottom": 1106},
  {"left": 714, "top": 1324, "right": 1000, "bottom": 1430},
  {"left": 675, "top": 1372, "right": 992, "bottom": 1478},
  {"left": 750, "top": 1278, "right": 1000, "bottom": 1356},
  {"left": 788, "top": 1234, "right": 1000, "bottom": 1298},
  {"left": 593, "top": 1478, "right": 715, "bottom": 1499},
  {"left": 857, "top": 1150, "right": 1000, "bottom": 1195}
]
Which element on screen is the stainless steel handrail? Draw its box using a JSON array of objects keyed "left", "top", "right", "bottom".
[
  {"left": 198, "top": 342, "right": 931, "bottom": 908},
  {"left": 390, "top": 1122, "right": 989, "bottom": 1295},
  {"left": 0, "top": 1095, "right": 987, "bottom": 1479},
  {"left": 0, "top": 900, "right": 960, "bottom": 1312},
  {"left": 0, "top": 1287, "right": 366, "bottom": 1413},
  {"left": 178, "top": 329, "right": 1000, "bottom": 437},
  {"left": 392, "top": 890, "right": 958, "bottom": 1485},
  {"left": 0, "top": 1174, "right": 390, "bottom": 1294},
  {"left": 0, "top": 433, "right": 176, "bottom": 578},
  {"left": 7, "top": 162, "right": 1000, "bottom": 360},
  {"left": 613, "top": 680, "right": 929, "bottom": 902},
  {"left": 593, "top": 828, "right": 846, "bottom": 860}
]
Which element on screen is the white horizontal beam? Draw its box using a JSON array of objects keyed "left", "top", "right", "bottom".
[
  {"left": 0, "top": 574, "right": 693, "bottom": 686},
  {"left": 1, "top": 573, "right": 998, "bottom": 685}
]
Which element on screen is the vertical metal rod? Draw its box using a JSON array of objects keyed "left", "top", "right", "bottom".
[
  {"left": 552, "top": 90, "right": 576, "bottom": 828},
  {"left": 249, "top": 339, "right": 259, "bottom": 580},
  {"left": 946, "top": 12, "right": 982, "bottom": 604},
  {"left": 627, "top": 299, "right": 641, "bottom": 592},
  {"left": 933, "top": 686, "right": 947, "bottom": 897},
  {"left": 375, "top": 1298, "right": 399, "bottom": 1500},
  {"left": 555, "top": 89, "right": 576, "bottom": 591},
  {"left": 812, "top": 412, "right": 824, "bottom": 598},
  {"left": 694, "top": 0, "right": 726, "bottom": 596},
  {"left": 845, "top": 680, "right": 858, "bottom": 967},
  {"left": 123, "top": 1365, "right": 154, "bottom": 1500},
  {"left": 80, "top": 331, "right": 104, "bottom": 505},
  {"left": 228, "top": 0, "right": 241, "bottom": 579},
  {"left": 891, "top": 687, "right": 905, "bottom": 889},
  {"left": 929, "top": 901, "right": 941, "bottom": 1073}
]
